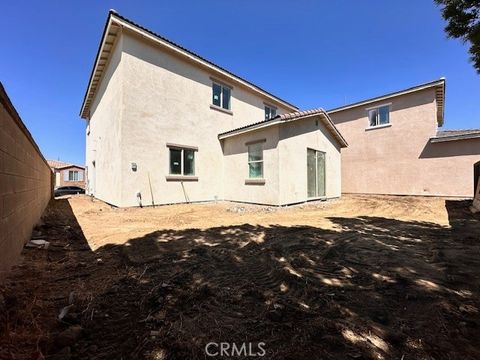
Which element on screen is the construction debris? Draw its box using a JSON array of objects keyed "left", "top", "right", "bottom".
[{"left": 25, "top": 239, "right": 50, "bottom": 249}]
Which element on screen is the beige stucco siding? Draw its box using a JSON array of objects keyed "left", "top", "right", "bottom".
[
  {"left": 85, "top": 28, "right": 343, "bottom": 207},
  {"left": 329, "top": 88, "right": 480, "bottom": 197},
  {"left": 278, "top": 117, "right": 342, "bottom": 204},
  {"left": 223, "top": 126, "right": 280, "bottom": 205},
  {"left": 86, "top": 35, "right": 124, "bottom": 205},
  {"left": 117, "top": 30, "right": 290, "bottom": 207},
  {"left": 222, "top": 117, "right": 342, "bottom": 206}
]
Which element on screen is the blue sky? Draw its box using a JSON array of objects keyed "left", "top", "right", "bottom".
[{"left": 1, "top": 1, "right": 479, "bottom": 165}]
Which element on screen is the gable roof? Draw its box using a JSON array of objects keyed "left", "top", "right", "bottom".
[
  {"left": 47, "top": 160, "right": 85, "bottom": 170},
  {"left": 80, "top": 11, "right": 298, "bottom": 119},
  {"left": 218, "top": 108, "right": 348, "bottom": 148},
  {"left": 430, "top": 129, "right": 480, "bottom": 143},
  {"left": 47, "top": 160, "right": 70, "bottom": 169},
  {"left": 327, "top": 79, "right": 446, "bottom": 127}
]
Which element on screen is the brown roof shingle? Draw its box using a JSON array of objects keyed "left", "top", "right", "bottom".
[
  {"left": 218, "top": 108, "right": 348, "bottom": 147},
  {"left": 47, "top": 160, "right": 71, "bottom": 169},
  {"left": 47, "top": 160, "right": 85, "bottom": 170}
]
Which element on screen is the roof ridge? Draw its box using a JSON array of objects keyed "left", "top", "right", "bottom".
[
  {"left": 218, "top": 108, "right": 348, "bottom": 149},
  {"left": 279, "top": 108, "right": 325, "bottom": 120},
  {"left": 47, "top": 159, "right": 85, "bottom": 169}
]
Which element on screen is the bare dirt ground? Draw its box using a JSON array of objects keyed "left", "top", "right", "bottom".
[{"left": 1, "top": 195, "right": 480, "bottom": 359}]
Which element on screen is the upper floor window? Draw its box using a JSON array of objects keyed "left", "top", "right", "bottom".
[
  {"left": 368, "top": 105, "right": 390, "bottom": 127},
  {"left": 264, "top": 105, "right": 277, "bottom": 120},
  {"left": 212, "top": 82, "right": 231, "bottom": 110},
  {"left": 248, "top": 143, "right": 264, "bottom": 179},
  {"left": 169, "top": 147, "right": 196, "bottom": 176}
]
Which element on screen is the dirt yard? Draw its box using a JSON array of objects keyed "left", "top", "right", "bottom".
[{"left": 1, "top": 195, "right": 480, "bottom": 359}]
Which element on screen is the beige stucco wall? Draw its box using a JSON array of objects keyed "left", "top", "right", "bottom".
[
  {"left": 86, "top": 35, "right": 124, "bottom": 205},
  {"left": 222, "top": 116, "right": 342, "bottom": 206},
  {"left": 92, "top": 29, "right": 291, "bottom": 207},
  {"left": 86, "top": 29, "right": 344, "bottom": 207},
  {"left": 329, "top": 88, "right": 480, "bottom": 197},
  {"left": 0, "top": 84, "right": 52, "bottom": 277},
  {"left": 223, "top": 126, "right": 280, "bottom": 205},
  {"left": 278, "top": 117, "right": 342, "bottom": 204}
]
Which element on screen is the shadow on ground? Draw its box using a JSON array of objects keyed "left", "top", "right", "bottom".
[{"left": 1, "top": 198, "right": 480, "bottom": 359}]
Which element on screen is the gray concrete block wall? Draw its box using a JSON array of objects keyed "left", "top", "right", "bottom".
[{"left": 0, "top": 83, "right": 53, "bottom": 278}]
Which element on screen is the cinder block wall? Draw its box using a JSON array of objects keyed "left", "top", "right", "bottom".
[{"left": 0, "top": 83, "right": 53, "bottom": 277}]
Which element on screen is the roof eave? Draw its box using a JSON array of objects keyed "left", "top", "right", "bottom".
[
  {"left": 80, "top": 11, "right": 121, "bottom": 119},
  {"left": 219, "top": 111, "right": 348, "bottom": 148},
  {"left": 327, "top": 79, "right": 446, "bottom": 127},
  {"left": 435, "top": 79, "right": 445, "bottom": 127},
  {"left": 57, "top": 164, "right": 86, "bottom": 170},
  {"left": 430, "top": 133, "right": 480, "bottom": 143}
]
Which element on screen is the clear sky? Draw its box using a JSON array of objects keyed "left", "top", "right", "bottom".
[{"left": 1, "top": 1, "right": 479, "bottom": 165}]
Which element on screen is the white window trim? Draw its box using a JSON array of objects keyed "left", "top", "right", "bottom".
[
  {"left": 68, "top": 170, "right": 79, "bottom": 181},
  {"left": 211, "top": 80, "right": 232, "bottom": 112},
  {"left": 166, "top": 144, "right": 198, "bottom": 180},
  {"left": 365, "top": 123, "right": 392, "bottom": 131},
  {"left": 264, "top": 103, "right": 278, "bottom": 120},
  {"left": 210, "top": 104, "right": 233, "bottom": 115},
  {"left": 307, "top": 148, "right": 326, "bottom": 199},
  {"left": 247, "top": 142, "right": 264, "bottom": 180},
  {"left": 366, "top": 103, "right": 392, "bottom": 129}
]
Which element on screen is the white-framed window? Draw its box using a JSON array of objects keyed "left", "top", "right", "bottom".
[
  {"left": 69, "top": 171, "right": 79, "bottom": 181},
  {"left": 212, "top": 82, "right": 231, "bottom": 110},
  {"left": 169, "top": 147, "right": 195, "bottom": 176},
  {"left": 65, "top": 170, "right": 83, "bottom": 182},
  {"left": 264, "top": 105, "right": 277, "bottom": 120},
  {"left": 248, "top": 143, "right": 263, "bottom": 179},
  {"left": 368, "top": 105, "right": 390, "bottom": 127}
]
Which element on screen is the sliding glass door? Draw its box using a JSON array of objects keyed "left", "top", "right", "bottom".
[{"left": 307, "top": 149, "right": 325, "bottom": 198}]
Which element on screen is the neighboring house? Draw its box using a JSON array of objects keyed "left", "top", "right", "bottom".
[
  {"left": 47, "top": 160, "right": 85, "bottom": 189},
  {"left": 328, "top": 79, "right": 480, "bottom": 197},
  {"left": 79, "top": 11, "right": 347, "bottom": 207}
]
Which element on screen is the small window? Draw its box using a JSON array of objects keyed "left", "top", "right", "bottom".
[
  {"left": 248, "top": 143, "right": 263, "bottom": 179},
  {"left": 68, "top": 170, "right": 79, "bottom": 181},
  {"left": 368, "top": 105, "right": 390, "bottom": 127},
  {"left": 212, "top": 82, "right": 231, "bottom": 110},
  {"left": 169, "top": 147, "right": 195, "bottom": 176},
  {"left": 264, "top": 105, "right": 277, "bottom": 120}
]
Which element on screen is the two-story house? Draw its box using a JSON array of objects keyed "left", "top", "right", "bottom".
[
  {"left": 80, "top": 11, "right": 347, "bottom": 207},
  {"left": 328, "top": 79, "right": 480, "bottom": 197}
]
